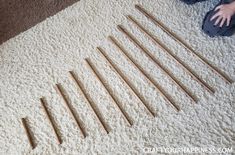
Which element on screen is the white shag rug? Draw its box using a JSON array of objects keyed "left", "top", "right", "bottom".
[{"left": 0, "top": 0, "right": 234, "bottom": 154}]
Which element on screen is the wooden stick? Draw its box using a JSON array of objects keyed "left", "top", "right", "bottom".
[
  {"left": 97, "top": 47, "right": 158, "bottom": 116},
  {"left": 40, "top": 97, "right": 63, "bottom": 144},
  {"left": 135, "top": 4, "right": 234, "bottom": 84},
  {"left": 55, "top": 83, "right": 87, "bottom": 138},
  {"left": 117, "top": 24, "right": 215, "bottom": 94},
  {"left": 109, "top": 35, "right": 198, "bottom": 103},
  {"left": 85, "top": 58, "right": 133, "bottom": 126},
  {"left": 69, "top": 71, "right": 111, "bottom": 134},
  {"left": 21, "top": 117, "right": 36, "bottom": 149}
]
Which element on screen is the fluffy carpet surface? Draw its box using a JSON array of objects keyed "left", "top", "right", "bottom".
[{"left": 0, "top": 0, "right": 234, "bottom": 154}]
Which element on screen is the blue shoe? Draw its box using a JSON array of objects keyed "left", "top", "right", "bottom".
[
  {"left": 180, "top": 0, "right": 207, "bottom": 5},
  {"left": 202, "top": 0, "right": 235, "bottom": 37}
]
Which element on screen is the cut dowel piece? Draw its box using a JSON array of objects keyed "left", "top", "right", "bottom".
[
  {"left": 21, "top": 117, "right": 37, "bottom": 149},
  {"left": 135, "top": 4, "right": 233, "bottom": 84},
  {"left": 55, "top": 83, "right": 87, "bottom": 138},
  {"left": 109, "top": 34, "right": 198, "bottom": 103},
  {"left": 96, "top": 47, "right": 157, "bottom": 116},
  {"left": 85, "top": 58, "right": 133, "bottom": 126},
  {"left": 69, "top": 71, "right": 111, "bottom": 134},
  {"left": 117, "top": 24, "right": 215, "bottom": 94},
  {"left": 40, "top": 97, "right": 63, "bottom": 144}
]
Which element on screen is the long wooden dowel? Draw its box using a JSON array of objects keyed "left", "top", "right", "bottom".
[
  {"left": 96, "top": 47, "right": 160, "bottom": 115},
  {"left": 135, "top": 4, "right": 233, "bottom": 84},
  {"left": 55, "top": 83, "right": 87, "bottom": 138},
  {"left": 109, "top": 35, "right": 198, "bottom": 103},
  {"left": 21, "top": 117, "right": 36, "bottom": 149},
  {"left": 117, "top": 24, "right": 215, "bottom": 94},
  {"left": 85, "top": 58, "right": 133, "bottom": 126},
  {"left": 69, "top": 71, "right": 111, "bottom": 134},
  {"left": 40, "top": 97, "right": 63, "bottom": 144}
]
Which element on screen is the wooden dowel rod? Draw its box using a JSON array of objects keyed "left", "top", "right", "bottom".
[
  {"left": 69, "top": 71, "right": 111, "bottom": 134},
  {"left": 21, "top": 117, "right": 36, "bottom": 149},
  {"left": 40, "top": 97, "right": 63, "bottom": 144},
  {"left": 97, "top": 47, "right": 157, "bottom": 116},
  {"left": 85, "top": 58, "right": 133, "bottom": 126},
  {"left": 135, "top": 4, "right": 234, "bottom": 84},
  {"left": 109, "top": 34, "right": 198, "bottom": 103},
  {"left": 55, "top": 83, "right": 86, "bottom": 138},
  {"left": 117, "top": 24, "right": 215, "bottom": 94}
]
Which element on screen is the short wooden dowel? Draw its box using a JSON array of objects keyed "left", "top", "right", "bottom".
[
  {"left": 85, "top": 58, "right": 133, "bottom": 126},
  {"left": 40, "top": 97, "right": 63, "bottom": 144},
  {"left": 135, "top": 4, "right": 234, "bottom": 84},
  {"left": 21, "top": 117, "right": 36, "bottom": 149},
  {"left": 55, "top": 83, "right": 87, "bottom": 138},
  {"left": 96, "top": 47, "right": 157, "bottom": 116},
  {"left": 69, "top": 71, "right": 111, "bottom": 134}
]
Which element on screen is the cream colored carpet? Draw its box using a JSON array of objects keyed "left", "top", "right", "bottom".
[{"left": 0, "top": 0, "right": 234, "bottom": 154}]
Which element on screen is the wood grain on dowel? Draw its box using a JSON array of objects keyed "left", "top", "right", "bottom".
[
  {"left": 109, "top": 35, "right": 198, "bottom": 103},
  {"left": 97, "top": 47, "right": 157, "bottom": 116},
  {"left": 135, "top": 4, "right": 233, "bottom": 84},
  {"left": 40, "top": 97, "right": 63, "bottom": 144},
  {"left": 21, "top": 117, "right": 36, "bottom": 149},
  {"left": 117, "top": 24, "right": 215, "bottom": 94},
  {"left": 85, "top": 58, "right": 133, "bottom": 126},
  {"left": 107, "top": 37, "right": 180, "bottom": 111},
  {"left": 55, "top": 83, "right": 87, "bottom": 138},
  {"left": 69, "top": 71, "right": 111, "bottom": 134}
]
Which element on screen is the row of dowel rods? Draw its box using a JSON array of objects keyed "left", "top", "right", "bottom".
[
  {"left": 22, "top": 77, "right": 110, "bottom": 149},
  {"left": 23, "top": 56, "right": 161, "bottom": 148},
  {"left": 21, "top": 4, "right": 235, "bottom": 149},
  {"left": 22, "top": 39, "right": 192, "bottom": 148},
  {"left": 98, "top": 42, "right": 180, "bottom": 111},
  {"left": 96, "top": 47, "right": 157, "bottom": 116},
  {"left": 135, "top": 4, "right": 234, "bottom": 84},
  {"left": 109, "top": 35, "right": 198, "bottom": 103},
  {"left": 21, "top": 99, "right": 62, "bottom": 149},
  {"left": 117, "top": 24, "right": 215, "bottom": 94},
  {"left": 21, "top": 97, "right": 65, "bottom": 149},
  {"left": 85, "top": 58, "right": 133, "bottom": 126}
]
